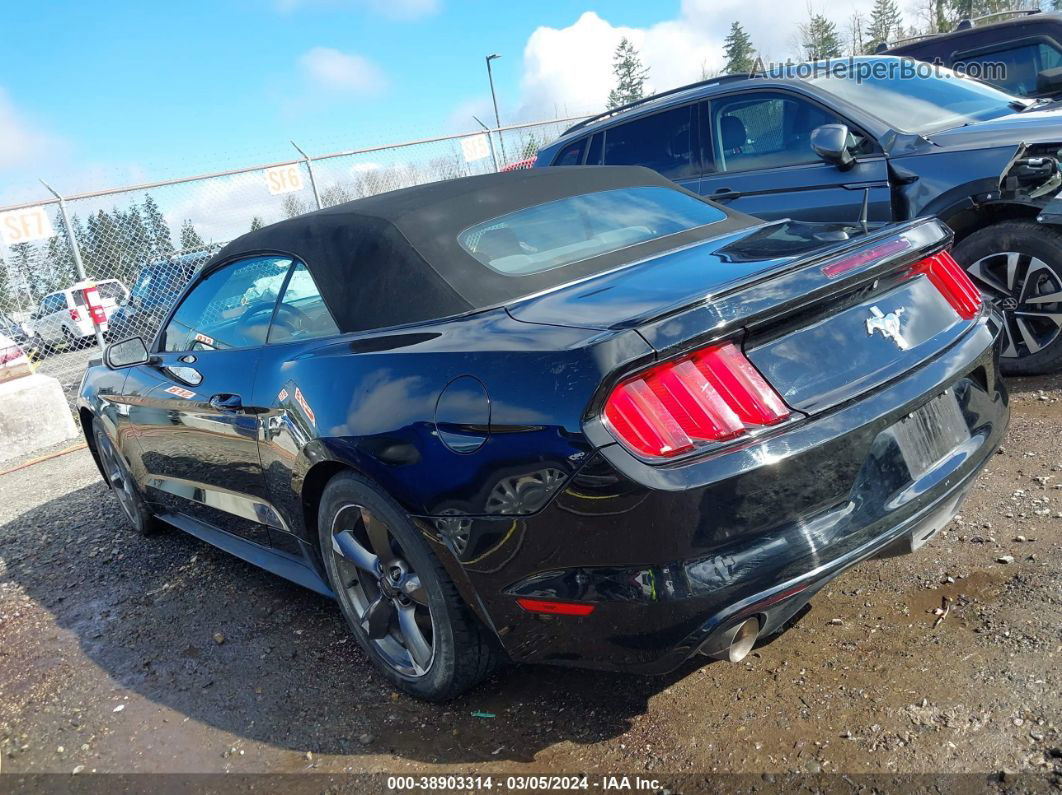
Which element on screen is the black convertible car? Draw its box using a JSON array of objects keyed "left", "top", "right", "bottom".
[{"left": 80, "top": 167, "right": 1008, "bottom": 700}]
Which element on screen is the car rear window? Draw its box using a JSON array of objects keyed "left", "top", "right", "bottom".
[{"left": 457, "top": 186, "right": 726, "bottom": 276}]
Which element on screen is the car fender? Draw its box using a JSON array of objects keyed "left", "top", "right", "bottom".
[{"left": 892, "top": 144, "right": 1020, "bottom": 221}]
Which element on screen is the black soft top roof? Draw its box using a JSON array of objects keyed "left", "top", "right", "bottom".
[{"left": 211, "top": 166, "right": 752, "bottom": 333}]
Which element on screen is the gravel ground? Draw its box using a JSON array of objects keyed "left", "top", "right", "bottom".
[{"left": 0, "top": 374, "right": 1059, "bottom": 784}]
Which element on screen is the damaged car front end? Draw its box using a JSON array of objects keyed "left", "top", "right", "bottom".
[{"left": 801, "top": 60, "right": 1062, "bottom": 373}]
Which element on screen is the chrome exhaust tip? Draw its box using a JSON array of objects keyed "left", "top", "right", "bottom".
[{"left": 699, "top": 617, "right": 760, "bottom": 663}]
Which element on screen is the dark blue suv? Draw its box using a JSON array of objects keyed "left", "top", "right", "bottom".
[
  {"left": 107, "top": 252, "right": 210, "bottom": 342},
  {"left": 536, "top": 56, "right": 1062, "bottom": 374}
]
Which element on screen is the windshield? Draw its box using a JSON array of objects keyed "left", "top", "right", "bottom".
[
  {"left": 458, "top": 186, "right": 727, "bottom": 275},
  {"left": 805, "top": 58, "right": 1019, "bottom": 134}
]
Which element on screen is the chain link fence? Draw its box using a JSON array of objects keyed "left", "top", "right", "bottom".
[{"left": 0, "top": 116, "right": 583, "bottom": 404}]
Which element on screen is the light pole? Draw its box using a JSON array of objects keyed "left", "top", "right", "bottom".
[{"left": 485, "top": 53, "right": 507, "bottom": 163}]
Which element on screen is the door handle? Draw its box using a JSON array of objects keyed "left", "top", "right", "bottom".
[
  {"left": 711, "top": 188, "right": 740, "bottom": 201},
  {"left": 209, "top": 393, "right": 243, "bottom": 412}
]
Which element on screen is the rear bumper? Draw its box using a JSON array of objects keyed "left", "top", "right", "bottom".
[{"left": 443, "top": 310, "right": 1008, "bottom": 672}]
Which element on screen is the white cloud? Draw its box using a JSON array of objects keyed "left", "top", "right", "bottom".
[
  {"left": 514, "top": 2, "right": 903, "bottom": 120},
  {"left": 299, "top": 47, "right": 387, "bottom": 94},
  {"left": 276, "top": 0, "right": 439, "bottom": 20},
  {"left": 163, "top": 170, "right": 298, "bottom": 244},
  {"left": 0, "top": 87, "right": 67, "bottom": 174},
  {"left": 445, "top": 96, "right": 494, "bottom": 134}
]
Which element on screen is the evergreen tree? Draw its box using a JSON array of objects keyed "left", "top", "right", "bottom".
[
  {"left": 801, "top": 13, "right": 844, "bottom": 60},
  {"left": 521, "top": 133, "right": 540, "bottom": 160},
  {"left": 9, "top": 243, "right": 39, "bottom": 308},
  {"left": 141, "top": 194, "right": 174, "bottom": 257},
  {"left": 722, "top": 22, "right": 757, "bottom": 75},
  {"left": 117, "top": 205, "right": 153, "bottom": 267},
  {"left": 46, "top": 210, "right": 77, "bottom": 293},
  {"left": 866, "top": 0, "right": 903, "bottom": 51},
  {"left": 250, "top": 216, "right": 265, "bottom": 232},
  {"left": 606, "top": 37, "right": 650, "bottom": 109},
  {"left": 179, "top": 219, "right": 206, "bottom": 250},
  {"left": 84, "top": 210, "right": 124, "bottom": 279}
]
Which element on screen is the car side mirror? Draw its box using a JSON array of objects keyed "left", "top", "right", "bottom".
[
  {"left": 104, "top": 336, "right": 151, "bottom": 369},
  {"left": 811, "top": 124, "right": 856, "bottom": 171},
  {"left": 1036, "top": 66, "right": 1062, "bottom": 96}
]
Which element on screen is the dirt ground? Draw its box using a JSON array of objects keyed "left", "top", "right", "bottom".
[{"left": 0, "top": 373, "right": 1059, "bottom": 786}]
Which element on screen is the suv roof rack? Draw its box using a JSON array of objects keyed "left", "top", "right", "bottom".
[
  {"left": 562, "top": 72, "right": 758, "bottom": 135},
  {"left": 886, "top": 8, "right": 1042, "bottom": 48},
  {"left": 887, "top": 33, "right": 937, "bottom": 47},
  {"left": 960, "top": 7, "right": 1041, "bottom": 28}
]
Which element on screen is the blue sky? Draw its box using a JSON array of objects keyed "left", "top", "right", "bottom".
[
  {"left": 0, "top": 0, "right": 682, "bottom": 205},
  {"left": 4, "top": 0, "right": 928, "bottom": 209}
]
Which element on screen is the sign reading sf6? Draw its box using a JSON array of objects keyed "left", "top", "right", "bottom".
[{"left": 264, "top": 164, "right": 304, "bottom": 196}]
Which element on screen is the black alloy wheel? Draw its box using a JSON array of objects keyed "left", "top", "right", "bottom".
[
  {"left": 318, "top": 472, "right": 500, "bottom": 700},
  {"left": 93, "top": 425, "right": 159, "bottom": 535}
]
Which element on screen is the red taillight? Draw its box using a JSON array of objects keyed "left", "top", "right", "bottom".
[
  {"left": 516, "top": 598, "right": 595, "bottom": 616},
  {"left": 821, "top": 237, "right": 911, "bottom": 279},
  {"left": 69, "top": 308, "right": 80, "bottom": 321},
  {"left": 603, "top": 341, "right": 790, "bottom": 459},
  {"left": 914, "top": 250, "right": 983, "bottom": 320},
  {"left": 84, "top": 286, "right": 107, "bottom": 325}
]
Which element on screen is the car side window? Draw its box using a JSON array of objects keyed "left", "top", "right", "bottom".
[
  {"left": 602, "top": 105, "right": 695, "bottom": 178},
  {"left": 266, "top": 262, "right": 340, "bottom": 344},
  {"left": 159, "top": 255, "right": 294, "bottom": 352},
  {"left": 42, "top": 294, "right": 64, "bottom": 314},
  {"left": 710, "top": 91, "right": 854, "bottom": 173},
  {"left": 954, "top": 42, "right": 1062, "bottom": 96},
  {"left": 552, "top": 138, "right": 587, "bottom": 166}
]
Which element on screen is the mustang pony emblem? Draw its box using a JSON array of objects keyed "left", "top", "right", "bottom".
[{"left": 866, "top": 306, "right": 909, "bottom": 350}]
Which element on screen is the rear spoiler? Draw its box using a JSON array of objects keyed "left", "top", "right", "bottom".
[{"left": 637, "top": 218, "right": 953, "bottom": 354}]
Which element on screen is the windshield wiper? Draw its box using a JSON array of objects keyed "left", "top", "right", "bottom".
[{"left": 1015, "top": 97, "right": 1051, "bottom": 112}]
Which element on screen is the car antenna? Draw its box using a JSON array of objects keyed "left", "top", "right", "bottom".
[{"left": 859, "top": 187, "right": 870, "bottom": 234}]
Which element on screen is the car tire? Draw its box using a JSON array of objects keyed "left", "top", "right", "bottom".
[
  {"left": 93, "top": 424, "right": 161, "bottom": 536},
  {"left": 318, "top": 471, "right": 501, "bottom": 701},
  {"left": 953, "top": 220, "right": 1062, "bottom": 376},
  {"left": 62, "top": 325, "right": 79, "bottom": 350},
  {"left": 30, "top": 335, "right": 51, "bottom": 358}
]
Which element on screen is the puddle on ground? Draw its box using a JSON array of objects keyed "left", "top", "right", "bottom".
[{"left": 905, "top": 568, "right": 1010, "bottom": 621}]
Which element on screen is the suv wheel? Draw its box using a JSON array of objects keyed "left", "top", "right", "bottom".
[
  {"left": 93, "top": 424, "right": 161, "bottom": 536},
  {"left": 953, "top": 220, "right": 1062, "bottom": 375},
  {"left": 318, "top": 471, "right": 500, "bottom": 700}
]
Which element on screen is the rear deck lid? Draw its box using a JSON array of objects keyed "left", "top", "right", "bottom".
[
  {"left": 513, "top": 218, "right": 981, "bottom": 418},
  {"left": 507, "top": 220, "right": 875, "bottom": 331}
]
